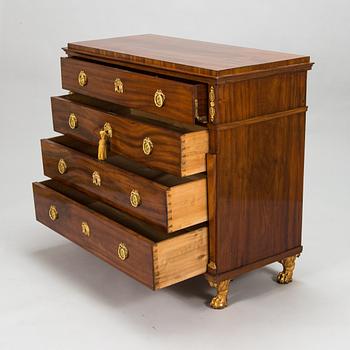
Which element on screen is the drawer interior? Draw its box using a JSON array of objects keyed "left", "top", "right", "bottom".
[
  {"left": 42, "top": 180, "right": 204, "bottom": 242},
  {"left": 34, "top": 180, "right": 208, "bottom": 289},
  {"left": 60, "top": 93, "right": 207, "bottom": 131},
  {"left": 50, "top": 135, "right": 205, "bottom": 186}
]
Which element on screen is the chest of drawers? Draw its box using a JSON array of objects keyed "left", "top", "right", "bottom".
[{"left": 33, "top": 34, "right": 313, "bottom": 309}]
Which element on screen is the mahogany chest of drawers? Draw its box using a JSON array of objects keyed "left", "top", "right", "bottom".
[{"left": 33, "top": 34, "right": 313, "bottom": 309}]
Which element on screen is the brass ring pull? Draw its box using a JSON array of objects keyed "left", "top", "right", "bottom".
[
  {"left": 48, "top": 205, "right": 58, "bottom": 221},
  {"left": 117, "top": 242, "right": 129, "bottom": 261},
  {"left": 114, "top": 78, "right": 124, "bottom": 93},
  {"left": 154, "top": 89, "right": 165, "bottom": 108},
  {"left": 92, "top": 171, "right": 101, "bottom": 186},
  {"left": 142, "top": 137, "right": 153, "bottom": 155},
  {"left": 78, "top": 70, "right": 88, "bottom": 87},
  {"left": 81, "top": 221, "right": 90, "bottom": 237},
  {"left": 68, "top": 113, "right": 78, "bottom": 129},
  {"left": 98, "top": 122, "right": 113, "bottom": 160},
  {"left": 57, "top": 159, "right": 67, "bottom": 174},
  {"left": 130, "top": 189, "right": 141, "bottom": 208}
]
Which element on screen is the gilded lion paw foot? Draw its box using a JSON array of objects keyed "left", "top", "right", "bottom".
[
  {"left": 277, "top": 271, "right": 293, "bottom": 284},
  {"left": 276, "top": 255, "right": 298, "bottom": 284},
  {"left": 210, "top": 294, "right": 228, "bottom": 309},
  {"left": 208, "top": 279, "right": 230, "bottom": 309}
]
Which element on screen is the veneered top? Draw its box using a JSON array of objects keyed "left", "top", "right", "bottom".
[{"left": 67, "top": 34, "right": 310, "bottom": 78}]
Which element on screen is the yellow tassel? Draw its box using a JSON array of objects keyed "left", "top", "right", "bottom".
[{"left": 98, "top": 129, "right": 108, "bottom": 160}]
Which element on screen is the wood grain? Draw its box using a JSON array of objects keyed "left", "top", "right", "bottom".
[
  {"left": 215, "top": 113, "right": 306, "bottom": 273},
  {"left": 33, "top": 36, "right": 314, "bottom": 300},
  {"left": 51, "top": 94, "right": 208, "bottom": 177},
  {"left": 216, "top": 70, "right": 308, "bottom": 123},
  {"left": 67, "top": 34, "right": 310, "bottom": 78},
  {"left": 166, "top": 178, "right": 207, "bottom": 233},
  {"left": 33, "top": 180, "right": 155, "bottom": 287},
  {"left": 61, "top": 57, "right": 207, "bottom": 124},
  {"left": 153, "top": 227, "right": 208, "bottom": 289},
  {"left": 33, "top": 180, "right": 208, "bottom": 289},
  {"left": 41, "top": 136, "right": 208, "bottom": 232},
  {"left": 205, "top": 246, "right": 302, "bottom": 282}
]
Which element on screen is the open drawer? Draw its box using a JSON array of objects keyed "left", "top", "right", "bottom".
[
  {"left": 61, "top": 58, "right": 208, "bottom": 125},
  {"left": 41, "top": 136, "right": 208, "bottom": 233},
  {"left": 51, "top": 94, "right": 209, "bottom": 177},
  {"left": 33, "top": 180, "right": 208, "bottom": 289}
]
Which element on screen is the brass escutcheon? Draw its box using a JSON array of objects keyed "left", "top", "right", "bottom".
[
  {"left": 103, "top": 122, "right": 113, "bottom": 138},
  {"left": 130, "top": 189, "right": 141, "bottom": 208},
  {"left": 154, "top": 89, "right": 165, "bottom": 108},
  {"left": 81, "top": 221, "right": 90, "bottom": 237},
  {"left": 92, "top": 171, "right": 101, "bottom": 186},
  {"left": 142, "top": 137, "right": 153, "bottom": 155},
  {"left": 48, "top": 205, "right": 58, "bottom": 221},
  {"left": 114, "top": 78, "right": 124, "bottom": 93},
  {"left": 117, "top": 242, "right": 129, "bottom": 261},
  {"left": 78, "top": 70, "right": 88, "bottom": 87},
  {"left": 57, "top": 159, "right": 67, "bottom": 174},
  {"left": 68, "top": 113, "right": 78, "bottom": 129}
]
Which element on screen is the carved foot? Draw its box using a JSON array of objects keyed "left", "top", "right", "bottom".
[
  {"left": 208, "top": 279, "right": 230, "bottom": 309},
  {"left": 277, "top": 255, "right": 298, "bottom": 284}
]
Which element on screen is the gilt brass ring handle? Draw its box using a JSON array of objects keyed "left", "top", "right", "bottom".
[
  {"left": 98, "top": 122, "right": 113, "bottom": 161},
  {"left": 78, "top": 70, "right": 88, "bottom": 87},
  {"left": 92, "top": 171, "right": 101, "bottom": 186},
  {"left": 68, "top": 113, "right": 78, "bottom": 129},
  {"left": 49, "top": 205, "right": 58, "bottom": 221},
  {"left": 154, "top": 89, "right": 165, "bottom": 108},
  {"left": 142, "top": 137, "right": 153, "bottom": 155},
  {"left": 114, "top": 78, "right": 124, "bottom": 93},
  {"left": 57, "top": 159, "right": 67, "bottom": 174},
  {"left": 81, "top": 221, "right": 90, "bottom": 237},
  {"left": 117, "top": 242, "right": 129, "bottom": 261},
  {"left": 130, "top": 189, "right": 141, "bottom": 208}
]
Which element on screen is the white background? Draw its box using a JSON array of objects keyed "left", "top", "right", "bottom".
[{"left": 1, "top": 0, "right": 349, "bottom": 349}]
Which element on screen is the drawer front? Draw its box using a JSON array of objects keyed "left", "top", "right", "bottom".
[
  {"left": 61, "top": 58, "right": 207, "bottom": 125},
  {"left": 51, "top": 95, "right": 208, "bottom": 177},
  {"left": 33, "top": 181, "right": 208, "bottom": 289},
  {"left": 41, "top": 137, "right": 208, "bottom": 232}
]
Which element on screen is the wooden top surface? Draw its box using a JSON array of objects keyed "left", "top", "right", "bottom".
[{"left": 67, "top": 34, "right": 310, "bottom": 78}]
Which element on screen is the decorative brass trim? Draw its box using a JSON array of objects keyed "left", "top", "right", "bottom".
[
  {"left": 78, "top": 70, "right": 88, "bottom": 87},
  {"left": 208, "top": 261, "right": 217, "bottom": 270},
  {"left": 68, "top": 113, "right": 78, "bottom": 129},
  {"left": 98, "top": 122, "right": 112, "bottom": 161},
  {"left": 48, "top": 205, "right": 58, "bottom": 221},
  {"left": 142, "top": 137, "right": 153, "bottom": 155},
  {"left": 92, "top": 171, "right": 101, "bottom": 186},
  {"left": 57, "top": 159, "right": 67, "bottom": 175},
  {"left": 154, "top": 89, "right": 165, "bottom": 108},
  {"left": 81, "top": 221, "right": 90, "bottom": 237},
  {"left": 209, "top": 85, "right": 216, "bottom": 122},
  {"left": 114, "top": 78, "right": 124, "bottom": 93},
  {"left": 209, "top": 279, "right": 230, "bottom": 309},
  {"left": 130, "top": 189, "right": 141, "bottom": 208},
  {"left": 194, "top": 98, "right": 208, "bottom": 123},
  {"left": 117, "top": 242, "right": 129, "bottom": 261},
  {"left": 277, "top": 255, "right": 297, "bottom": 284}
]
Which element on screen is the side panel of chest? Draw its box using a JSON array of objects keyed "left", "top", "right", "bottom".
[{"left": 209, "top": 70, "right": 309, "bottom": 274}]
